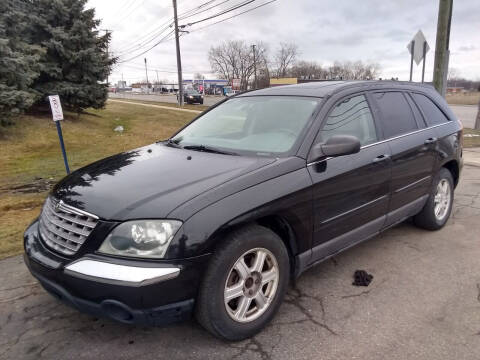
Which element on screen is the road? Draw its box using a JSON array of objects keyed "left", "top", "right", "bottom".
[
  {"left": 109, "top": 92, "right": 223, "bottom": 107},
  {"left": 1, "top": 165, "right": 480, "bottom": 359},
  {"left": 109, "top": 93, "right": 478, "bottom": 128}
]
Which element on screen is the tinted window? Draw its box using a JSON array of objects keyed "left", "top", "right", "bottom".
[
  {"left": 320, "top": 95, "right": 377, "bottom": 146},
  {"left": 374, "top": 92, "right": 418, "bottom": 138},
  {"left": 406, "top": 94, "right": 426, "bottom": 128},
  {"left": 411, "top": 93, "right": 450, "bottom": 126}
]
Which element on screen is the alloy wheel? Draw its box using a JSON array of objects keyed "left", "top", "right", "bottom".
[
  {"left": 434, "top": 178, "right": 451, "bottom": 221},
  {"left": 224, "top": 248, "right": 279, "bottom": 323}
]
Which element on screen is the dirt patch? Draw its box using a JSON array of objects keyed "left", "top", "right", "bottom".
[{"left": 0, "top": 178, "right": 55, "bottom": 195}]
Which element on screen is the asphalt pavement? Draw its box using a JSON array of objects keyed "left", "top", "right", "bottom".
[
  {"left": 1, "top": 164, "right": 480, "bottom": 359},
  {"left": 108, "top": 93, "right": 478, "bottom": 128}
]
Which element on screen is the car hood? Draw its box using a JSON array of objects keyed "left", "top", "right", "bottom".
[{"left": 52, "top": 144, "right": 276, "bottom": 220}]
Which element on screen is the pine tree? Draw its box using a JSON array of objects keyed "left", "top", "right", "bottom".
[
  {"left": 0, "top": 0, "right": 43, "bottom": 124},
  {"left": 30, "top": 0, "right": 114, "bottom": 113}
]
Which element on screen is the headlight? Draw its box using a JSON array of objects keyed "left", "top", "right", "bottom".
[
  {"left": 98, "top": 220, "right": 182, "bottom": 258},
  {"left": 188, "top": 95, "right": 193, "bottom": 98}
]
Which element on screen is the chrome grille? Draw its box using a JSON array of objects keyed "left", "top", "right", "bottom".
[{"left": 39, "top": 197, "right": 99, "bottom": 256}]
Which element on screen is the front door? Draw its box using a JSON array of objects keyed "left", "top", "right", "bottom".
[{"left": 307, "top": 94, "right": 391, "bottom": 261}]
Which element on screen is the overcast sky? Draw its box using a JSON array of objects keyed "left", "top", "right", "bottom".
[{"left": 86, "top": 0, "right": 480, "bottom": 85}]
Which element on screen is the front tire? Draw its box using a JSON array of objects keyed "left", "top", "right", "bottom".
[
  {"left": 414, "top": 168, "right": 454, "bottom": 230},
  {"left": 195, "top": 225, "right": 289, "bottom": 341}
]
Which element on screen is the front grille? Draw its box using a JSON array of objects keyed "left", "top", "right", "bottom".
[{"left": 39, "top": 197, "right": 99, "bottom": 256}]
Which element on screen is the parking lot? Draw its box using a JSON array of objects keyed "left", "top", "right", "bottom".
[{"left": 0, "top": 164, "right": 479, "bottom": 359}]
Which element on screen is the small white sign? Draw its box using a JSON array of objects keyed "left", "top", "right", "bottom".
[
  {"left": 407, "top": 30, "right": 430, "bottom": 65},
  {"left": 48, "top": 95, "right": 64, "bottom": 121}
]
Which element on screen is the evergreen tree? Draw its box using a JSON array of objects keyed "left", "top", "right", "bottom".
[
  {"left": 30, "top": 0, "right": 114, "bottom": 113},
  {"left": 0, "top": 0, "right": 43, "bottom": 124}
]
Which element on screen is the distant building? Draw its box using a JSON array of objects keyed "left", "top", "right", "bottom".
[
  {"left": 270, "top": 78, "right": 298, "bottom": 86},
  {"left": 446, "top": 87, "right": 465, "bottom": 94}
]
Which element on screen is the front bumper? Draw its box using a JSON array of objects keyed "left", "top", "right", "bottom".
[{"left": 24, "top": 220, "right": 210, "bottom": 326}]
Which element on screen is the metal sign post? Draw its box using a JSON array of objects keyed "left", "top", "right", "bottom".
[
  {"left": 409, "top": 40, "right": 415, "bottom": 82},
  {"left": 407, "top": 30, "right": 430, "bottom": 82},
  {"left": 48, "top": 95, "right": 70, "bottom": 174},
  {"left": 421, "top": 41, "right": 427, "bottom": 83}
]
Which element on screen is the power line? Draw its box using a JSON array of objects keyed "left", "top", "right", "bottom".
[
  {"left": 109, "top": 0, "right": 136, "bottom": 19},
  {"left": 178, "top": 0, "right": 232, "bottom": 20},
  {"left": 114, "top": 22, "right": 173, "bottom": 56},
  {"left": 116, "top": 29, "right": 175, "bottom": 63},
  {"left": 188, "top": 0, "right": 277, "bottom": 32},
  {"left": 182, "top": 0, "right": 256, "bottom": 27},
  {"left": 115, "top": 0, "right": 277, "bottom": 65},
  {"left": 178, "top": 0, "right": 218, "bottom": 17},
  {"left": 115, "top": 0, "right": 221, "bottom": 54},
  {"left": 108, "top": 0, "right": 141, "bottom": 28}
]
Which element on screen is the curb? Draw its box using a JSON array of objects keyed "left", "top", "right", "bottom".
[
  {"left": 108, "top": 99, "right": 202, "bottom": 114},
  {"left": 464, "top": 161, "right": 480, "bottom": 168}
]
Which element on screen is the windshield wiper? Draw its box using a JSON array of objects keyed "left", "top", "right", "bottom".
[{"left": 183, "top": 144, "right": 238, "bottom": 156}]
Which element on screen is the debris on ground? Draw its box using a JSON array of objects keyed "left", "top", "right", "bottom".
[{"left": 352, "top": 270, "right": 373, "bottom": 286}]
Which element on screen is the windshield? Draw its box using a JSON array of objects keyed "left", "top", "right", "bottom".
[
  {"left": 171, "top": 96, "right": 320, "bottom": 155},
  {"left": 186, "top": 90, "right": 200, "bottom": 95}
]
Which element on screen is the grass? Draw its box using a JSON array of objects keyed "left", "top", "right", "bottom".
[
  {"left": 463, "top": 128, "right": 480, "bottom": 148},
  {"left": 446, "top": 92, "right": 480, "bottom": 105},
  {"left": 0, "top": 102, "right": 198, "bottom": 259}
]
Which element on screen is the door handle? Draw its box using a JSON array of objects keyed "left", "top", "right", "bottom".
[
  {"left": 424, "top": 137, "right": 437, "bottom": 144},
  {"left": 372, "top": 154, "right": 390, "bottom": 163}
]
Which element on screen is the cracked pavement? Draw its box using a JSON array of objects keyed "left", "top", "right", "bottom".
[{"left": 1, "top": 165, "right": 480, "bottom": 360}]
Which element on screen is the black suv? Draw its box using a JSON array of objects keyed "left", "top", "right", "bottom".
[
  {"left": 177, "top": 89, "right": 204, "bottom": 104},
  {"left": 24, "top": 81, "right": 462, "bottom": 340}
]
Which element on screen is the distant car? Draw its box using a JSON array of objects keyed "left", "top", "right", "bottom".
[
  {"left": 178, "top": 89, "right": 203, "bottom": 104},
  {"left": 24, "top": 81, "right": 462, "bottom": 341}
]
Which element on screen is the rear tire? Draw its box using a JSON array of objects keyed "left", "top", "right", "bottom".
[
  {"left": 195, "top": 225, "right": 289, "bottom": 341},
  {"left": 414, "top": 168, "right": 454, "bottom": 230}
]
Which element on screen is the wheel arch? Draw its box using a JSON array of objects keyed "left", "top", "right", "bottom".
[
  {"left": 441, "top": 159, "right": 460, "bottom": 188},
  {"left": 208, "top": 214, "right": 302, "bottom": 277}
]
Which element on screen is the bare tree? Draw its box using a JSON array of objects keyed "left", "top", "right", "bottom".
[
  {"left": 289, "top": 60, "right": 326, "bottom": 79},
  {"left": 208, "top": 40, "right": 268, "bottom": 90},
  {"left": 274, "top": 42, "right": 298, "bottom": 78},
  {"left": 327, "top": 61, "right": 380, "bottom": 80}
]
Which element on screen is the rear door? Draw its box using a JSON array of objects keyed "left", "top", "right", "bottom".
[
  {"left": 308, "top": 93, "right": 391, "bottom": 260},
  {"left": 370, "top": 91, "right": 437, "bottom": 226}
]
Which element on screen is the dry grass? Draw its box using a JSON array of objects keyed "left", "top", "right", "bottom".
[
  {"left": 446, "top": 92, "right": 480, "bottom": 106},
  {"left": 0, "top": 102, "right": 197, "bottom": 259},
  {"left": 463, "top": 128, "right": 480, "bottom": 148}
]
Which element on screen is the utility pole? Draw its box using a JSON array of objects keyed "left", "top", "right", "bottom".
[
  {"left": 252, "top": 44, "right": 257, "bottom": 89},
  {"left": 172, "top": 0, "right": 184, "bottom": 106},
  {"left": 156, "top": 70, "right": 160, "bottom": 84},
  {"left": 433, "top": 0, "right": 453, "bottom": 96},
  {"left": 475, "top": 99, "right": 480, "bottom": 130},
  {"left": 144, "top": 58, "right": 149, "bottom": 93}
]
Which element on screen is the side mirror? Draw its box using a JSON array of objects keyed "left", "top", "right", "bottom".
[{"left": 310, "top": 135, "right": 361, "bottom": 161}]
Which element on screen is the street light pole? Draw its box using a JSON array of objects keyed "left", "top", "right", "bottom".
[
  {"left": 173, "top": 0, "right": 184, "bottom": 106},
  {"left": 144, "top": 58, "right": 149, "bottom": 93}
]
